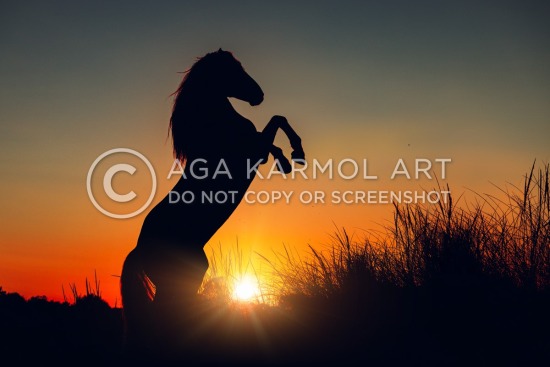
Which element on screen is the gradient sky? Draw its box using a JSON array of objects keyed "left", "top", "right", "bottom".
[{"left": 1, "top": 1, "right": 549, "bottom": 306}]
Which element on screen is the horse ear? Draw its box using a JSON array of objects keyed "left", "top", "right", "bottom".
[{"left": 218, "top": 48, "right": 223, "bottom": 52}]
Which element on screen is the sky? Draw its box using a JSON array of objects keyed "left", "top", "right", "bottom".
[{"left": 1, "top": 1, "right": 549, "bottom": 306}]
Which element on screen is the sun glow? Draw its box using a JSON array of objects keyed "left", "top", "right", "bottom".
[{"left": 232, "top": 276, "right": 261, "bottom": 302}]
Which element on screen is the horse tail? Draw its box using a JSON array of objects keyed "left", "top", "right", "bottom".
[{"left": 120, "top": 247, "right": 156, "bottom": 355}]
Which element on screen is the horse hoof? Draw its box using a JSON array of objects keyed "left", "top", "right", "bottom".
[
  {"left": 276, "top": 158, "right": 292, "bottom": 174},
  {"left": 291, "top": 150, "right": 305, "bottom": 164}
]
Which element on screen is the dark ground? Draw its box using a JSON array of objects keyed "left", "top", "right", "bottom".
[{"left": 1, "top": 284, "right": 548, "bottom": 367}]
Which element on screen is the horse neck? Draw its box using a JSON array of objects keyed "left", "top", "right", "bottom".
[{"left": 173, "top": 91, "right": 240, "bottom": 179}]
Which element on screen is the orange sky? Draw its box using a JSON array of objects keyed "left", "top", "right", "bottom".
[{"left": 1, "top": 2, "right": 549, "bottom": 306}]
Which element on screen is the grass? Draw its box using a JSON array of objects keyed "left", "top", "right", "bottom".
[
  {"left": 262, "top": 161, "right": 549, "bottom": 298},
  {"left": 62, "top": 269, "right": 104, "bottom": 304},
  {"left": 251, "top": 161, "right": 550, "bottom": 365}
]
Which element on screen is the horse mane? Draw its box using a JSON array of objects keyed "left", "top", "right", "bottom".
[{"left": 168, "top": 49, "right": 236, "bottom": 163}]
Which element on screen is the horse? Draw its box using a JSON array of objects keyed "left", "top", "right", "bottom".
[{"left": 119, "top": 48, "right": 304, "bottom": 360}]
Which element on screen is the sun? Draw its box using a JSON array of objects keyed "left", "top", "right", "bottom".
[{"left": 232, "top": 276, "right": 261, "bottom": 302}]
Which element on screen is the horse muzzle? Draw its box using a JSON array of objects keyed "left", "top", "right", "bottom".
[{"left": 249, "top": 93, "right": 264, "bottom": 106}]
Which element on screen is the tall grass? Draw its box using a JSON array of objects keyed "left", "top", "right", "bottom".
[
  {"left": 61, "top": 269, "right": 110, "bottom": 307},
  {"left": 263, "top": 162, "right": 550, "bottom": 301}
]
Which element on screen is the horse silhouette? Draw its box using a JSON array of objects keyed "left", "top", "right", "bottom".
[{"left": 120, "top": 49, "right": 304, "bottom": 358}]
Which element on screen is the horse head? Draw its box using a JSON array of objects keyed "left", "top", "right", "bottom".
[{"left": 206, "top": 48, "right": 264, "bottom": 106}]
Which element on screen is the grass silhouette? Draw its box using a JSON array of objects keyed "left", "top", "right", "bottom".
[
  {"left": 258, "top": 161, "right": 549, "bottom": 365},
  {"left": 1, "top": 162, "right": 548, "bottom": 366}
]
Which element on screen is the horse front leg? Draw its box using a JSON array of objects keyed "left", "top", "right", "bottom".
[
  {"left": 270, "top": 145, "right": 292, "bottom": 174},
  {"left": 275, "top": 116, "right": 305, "bottom": 163},
  {"left": 260, "top": 115, "right": 305, "bottom": 164}
]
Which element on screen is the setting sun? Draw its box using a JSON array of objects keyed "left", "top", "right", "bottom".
[{"left": 232, "top": 276, "right": 261, "bottom": 302}]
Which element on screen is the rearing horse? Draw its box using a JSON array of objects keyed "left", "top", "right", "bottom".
[{"left": 120, "top": 49, "right": 304, "bottom": 356}]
